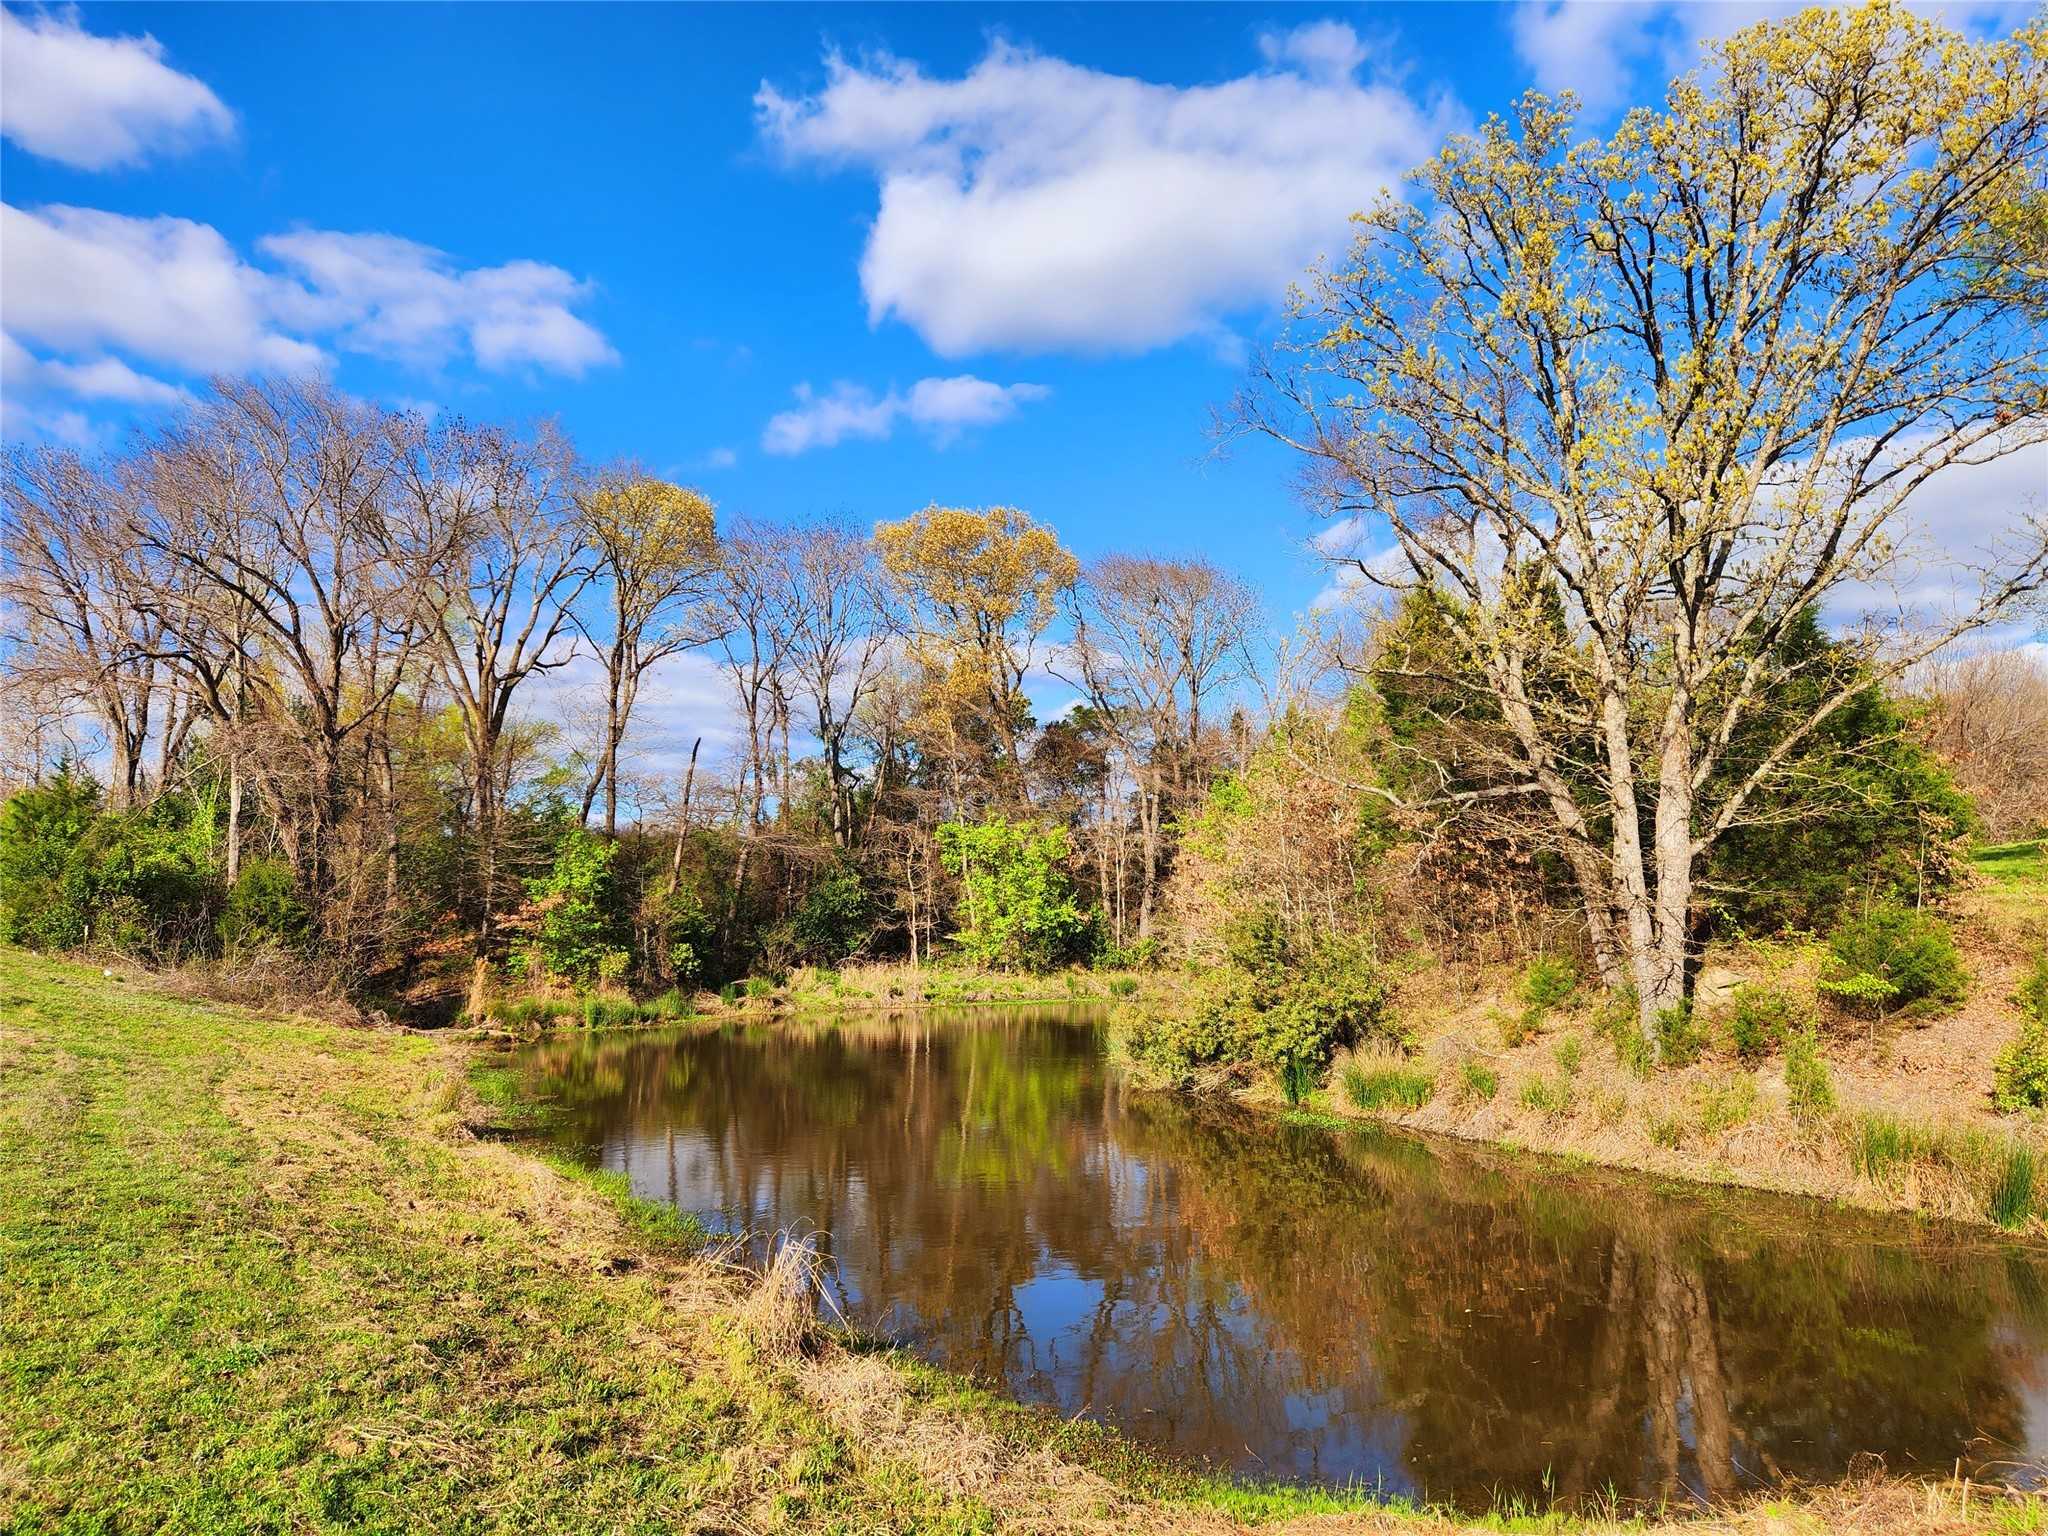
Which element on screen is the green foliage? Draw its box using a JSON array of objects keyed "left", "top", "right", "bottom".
[
  {"left": 790, "top": 868, "right": 871, "bottom": 964},
  {"left": 1280, "top": 1054, "right": 1318, "bottom": 1108},
  {"left": 934, "top": 817, "right": 1093, "bottom": 971},
  {"left": 1705, "top": 610, "right": 1973, "bottom": 934},
  {"left": 0, "top": 766, "right": 104, "bottom": 949},
  {"left": 1991, "top": 953, "right": 2048, "bottom": 1113},
  {"left": 744, "top": 976, "right": 775, "bottom": 999},
  {"left": 1653, "top": 1002, "right": 1703, "bottom": 1066},
  {"left": 526, "top": 830, "right": 629, "bottom": 985},
  {"left": 1496, "top": 1006, "right": 1541, "bottom": 1048},
  {"left": 1785, "top": 1028, "right": 1836, "bottom": 1119},
  {"left": 217, "top": 857, "right": 306, "bottom": 951},
  {"left": 1552, "top": 1033, "right": 1583, "bottom": 1078},
  {"left": 1117, "top": 928, "right": 1393, "bottom": 1081},
  {"left": 645, "top": 886, "right": 713, "bottom": 988},
  {"left": 1520, "top": 956, "right": 1578, "bottom": 1013},
  {"left": 1821, "top": 904, "right": 1968, "bottom": 1018},
  {"left": 1341, "top": 1059, "right": 1435, "bottom": 1112},
  {"left": 1457, "top": 1058, "right": 1499, "bottom": 1103},
  {"left": 0, "top": 769, "right": 219, "bottom": 958},
  {"left": 1725, "top": 984, "right": 1802, "bottom": 1062}
]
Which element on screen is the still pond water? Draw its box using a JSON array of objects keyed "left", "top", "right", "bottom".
[{"left": 505, "top": 1006, "right": 2048, "bottom": 1511}]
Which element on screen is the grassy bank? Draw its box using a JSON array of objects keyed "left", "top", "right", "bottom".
[
  {"left": 0, "top": 948, "right": 2035, "bottom": 1534},
  {"left": 1267, "top": 861, "right": 2048, "bottom": 1239}
]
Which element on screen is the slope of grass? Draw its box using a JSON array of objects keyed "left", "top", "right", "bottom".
[
  {"left": 1974, "top": 838, "right": 2047, "bottom": 886},
  {"left": 1, "top": 949, "right": 2036, "bottom": 1535}
]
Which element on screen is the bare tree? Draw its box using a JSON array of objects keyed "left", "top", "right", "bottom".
[
  {"left": 774, "top": 517, "right": 894, "bottom": 849},
  {"left": 573, "top": 470, "right": 717, "bottom": 836},
  {"left": 1915, "top": 648, "right": 2048, "bottom": 841},
  {"left": 1064, "top": 555, "right": 1259, "bottom": 938},
  {"left": 406, "top": 418, "right": 588, "bottom": 966},
  {"left": 1236, "top": 6, "right": 2048, "bottom": 1043},
  {"left": 3, "top": 448, "right": 172, "bottom": 808}
]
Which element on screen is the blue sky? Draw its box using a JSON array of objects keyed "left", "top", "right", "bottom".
[{"left": 1, "top": 0, "right": 2035, "bottom": 636}]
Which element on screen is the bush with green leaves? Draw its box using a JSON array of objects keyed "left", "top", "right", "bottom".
[
  {"left": 1116, "top": 924, "right": 1393, "bottom": 1082},
  {"left": 934, "top": 816, "right": 1094, "bottom": 971},
  {"left": 1992, "top": 953, "right": 2048, "bottom": 1114},
  {"left": 525, "top": 829, "right": 629, "bottom": 985},
  {"left": 644, "top": 885, "right": 713, "bottom": 988},
  {"left": 0, "top": 769, "right": 219, "bottom": 957},
  {"left": 1820, "top": 903, "right": 1968, "bottom": 1019},
  {"left": 1521, "top": 956, "right": 1578, "bottom": 1013},
  {"left": 217, "top": 856, "right": 307, "bottom": 951},
  {"left": 1725, "top": 984, "right": 1803, "bottom": 1061},
  {"left": 790, "top": 868, "right": 871, "bottom": 964}
]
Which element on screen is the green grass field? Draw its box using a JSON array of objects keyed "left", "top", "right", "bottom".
[{"left": 1975, "top": 838, "right": 2048, "bottom": 885}]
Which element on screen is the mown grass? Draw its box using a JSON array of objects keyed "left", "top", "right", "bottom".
[
  {"left": 0, "top": 949, "right": 1005, "bottom": 1535},
  {"left": 1974, "top": 838, "right": 2047, "bottom": 886}
]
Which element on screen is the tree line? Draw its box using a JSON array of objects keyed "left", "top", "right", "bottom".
[
  {"left": 0, "top": 376, "right": 1264, "bottom": 1010},
  {"left": 2, "top": 3, "right": 2044, "bottom": 1071}
]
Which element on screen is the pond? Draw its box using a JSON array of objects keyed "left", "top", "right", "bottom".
[{"left": 500, "top": 1006, "right": 2048, "bottom": 1512}]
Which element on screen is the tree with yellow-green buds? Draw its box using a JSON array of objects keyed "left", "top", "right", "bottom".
[{"left": 1236, "top": 1, "right": 2048, "bottom": 1052}]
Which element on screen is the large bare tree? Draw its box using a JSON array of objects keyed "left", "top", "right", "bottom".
[{"left": 1237, "top": 3, "right": 2048, "bottom": 1044}]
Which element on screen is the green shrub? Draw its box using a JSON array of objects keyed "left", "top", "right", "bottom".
[
  {"left": 217, "top": 856, "right": 306, "bottom": 951},
  {"left": 1521, "top": 955, "right": 1578, "bottom": 1013},
  {"left": 1821, "top": 903, "right": 1968, "bottom": 1018},
  {"left": 791, "top": 869, "right": 871, "bottom": 964},
  {"left": 1993, "top": 954, "right": 2048, "bottom": 1114},
  {"left": 1107, "top": 975, "right": 1139, "bottom": 998},
  {"left": 1552, "top": 1033, "right": 1584, "bottom": 1078},
  {"left": 1116, "top": 929, "right": 1393, "bottom": 1081},
  {"left": 718, "top": 981, "right": 741, "bottom": 1005},
  {"left": 744, "top": 976, "right": 775, "bottom": 999},
  {"left": 1497, "top": 1007, "right": 1541, "bottom": 1048},
  {"left": 1785, "top": 1028, "right": 1835, "bottom": 1119},
  {"left": 526, "top": 830, "right": 629, "bottom": 985},
  {"left": 1457, "top": 1058, "right": 1499, "bottom": 1103},
  {"left": 1342, "top": 1059, "right": 1435, "bottom": 1112},
  {"left": 1594, "top": 988, "right": 1653, "bottom": 1076},
  {"left": 1653, "top": 1003, "right": 1703, "bottom": 1066},
  {"left": 1725, "top": 985, "right": 1802, "bottom": 1062},
  {"left": 645, "top": 886, "right": 713, "bottom": 988}
]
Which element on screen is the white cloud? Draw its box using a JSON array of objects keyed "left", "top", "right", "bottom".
[
  {"left": 757, "top": 25, "right": 1452, "bottom": 356},
  {"left": 0, "top": 203, "right": 617, "bottom": 427},
  {"left": 761, "top": 374, "right": 1048, "bottom": 456},
  {"left": 0, "top": 7, "right": 234, "bottom": 171},
  {"left": 258, "top": 230, "right": 616, "bottom": 375},
  {"left": 703, "top": 446, "right": 739, "bottom": 470}
]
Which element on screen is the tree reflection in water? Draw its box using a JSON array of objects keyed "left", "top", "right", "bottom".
[{"left": 508, "top": 1012, "right": 2048, "bottom": 1510}]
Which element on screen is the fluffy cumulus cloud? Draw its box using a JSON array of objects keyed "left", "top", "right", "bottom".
[
  {"left": 0, "top": 7, "right": 235, "bottom": 171},
  {"left": 761, "top": 374, "right": 1048, "bottom": 455},
  {"left": 756, "top": 25, "right": 1453, "bottom": 356},
  {"left": 1, "top": 203, "right": 617, "bottom": 439}
]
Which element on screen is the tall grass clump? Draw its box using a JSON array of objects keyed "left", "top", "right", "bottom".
[
  {"left": 1990, "top": 1143, "right": 2038, "bottom": 1229},
  {"left": 1521, "top": 956, "right": 1578, "bottom": 1013},
  {"left": 1785, "top": 1027, "right": 1835, "bottom": 1119},
  {"left": 1341, "top": 1056, "right": 1435, "bottom": 1113},
  {"left": 1280, "top": 1053, "right": 1319, "bottom": 1108},
  {"left": 1457, "top": 1058, "right": 1499, "bottom": 1103},
  {"left": 1851, "top": 1112, "right": 1928, "bottom": 1182}
]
